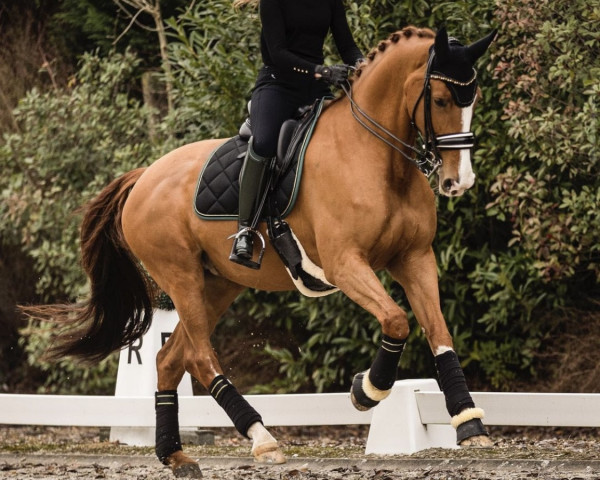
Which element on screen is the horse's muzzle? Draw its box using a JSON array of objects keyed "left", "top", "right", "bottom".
[{"left": 440, "top": 172, "right": 475, "bottom": 196}]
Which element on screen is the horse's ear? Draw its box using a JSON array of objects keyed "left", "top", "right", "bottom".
[
  {"left": 466, "top": 29, "right": 497, "bottom": 63},
  {"left": 434, "top": 26, "right": 450, "bottom": 58}
]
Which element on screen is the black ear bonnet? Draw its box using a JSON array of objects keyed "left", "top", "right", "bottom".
[{"left": 430, "top": 28, "right": 497, "bottom": 107}]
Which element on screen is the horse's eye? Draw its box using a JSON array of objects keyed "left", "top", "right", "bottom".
[{"left": 434, "top": 98, "right": 448, "bottom": 108}]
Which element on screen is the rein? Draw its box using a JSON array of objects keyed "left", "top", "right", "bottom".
[{"left": 341, "top": 49, "right": 476, "bottom": 178}]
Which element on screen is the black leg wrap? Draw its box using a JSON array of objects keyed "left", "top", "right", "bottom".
[
  {"left": 456, "top": 418, "right": 488, "bottom": 444},
  {"left": 436, "top": 350, "right": 489, "bottom": 442},
  {"left": 351, "top": 371, "right": 381, "bottom": 410},
  {"left": 368, "top": 335, "right": 406, "bottom": 390},
  {"left": 209, "top": 375, "right": 262, "bottom": 438},
  {"left": 435, "top": 350, "right": 475, "bottom": 417},
  {"left": 351, "top": 336, "right": 405, "bottom": 411},
  {"left": 155, "top": 390, "right": 182, "bottom": 465}
]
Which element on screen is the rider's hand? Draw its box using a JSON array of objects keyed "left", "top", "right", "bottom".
[{"left": 314, "top": 64, "right": 351, "bottom": 87}]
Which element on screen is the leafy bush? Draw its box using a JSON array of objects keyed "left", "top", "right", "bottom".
[
  {"left": 19, "top": 320, "right": 118, "bottom": 394},
  {"left": 0, "top": 50, "right": 154, "bottom": 393},
  {"left": 162, "top": 0, "right": 499, "bottom": 143},
  {"left": 488, "top": 0, "right": 600, "bottom": 283},
  {"left": 4, "top": 0, "right": 598, "bottom": 395},
  {"left": 1, "top": 49, "right": 154, "bottom": 301},
  {"left": 465, "top": 0, "right": 600, "bottom": 388},
  {"left": 164, "top": 1, "right": 261, "bottom": 144}
]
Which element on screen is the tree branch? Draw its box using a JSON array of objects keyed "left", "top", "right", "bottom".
[
  {"left": 113, "top": 8, "right": 148, "bottom": 45},
  {"left": 111, "top": 0, "right": 174, "bottom": 115}
]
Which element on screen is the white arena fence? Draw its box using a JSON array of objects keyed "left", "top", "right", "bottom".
[
  {"left": 2, "top": 381, "right": 600, "bottom": 454},
  {"left": 2, "top": 310, "right": 599, "bottom": 454}
]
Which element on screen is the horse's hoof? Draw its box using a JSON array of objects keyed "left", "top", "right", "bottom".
[
  {"left": 350, "top": 390, "right": 372, "bottom": 411},
  {"left": 167, "top": 451, "right": 203, "bottom": 478},
  {"left": 252, "top": 441, "right": 287, "bottom": 464},
  {"left": 173, "top": 463, "right": 203, "bottom": 478},
  {"left": 459, "top": 434, "right": 493, "bottom": 448},
  {"left": 349, "top": 371, "right": 379, "bottom": 411}
]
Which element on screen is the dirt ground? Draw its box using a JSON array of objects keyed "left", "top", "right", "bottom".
[{"left": 1, "top": 425, "right": 599, "bottom": 479}]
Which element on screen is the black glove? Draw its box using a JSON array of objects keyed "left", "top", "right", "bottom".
[{"left": 315, "top": 64, "right": 351, "bottom": 87}]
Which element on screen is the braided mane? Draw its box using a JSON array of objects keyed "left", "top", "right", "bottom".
[{"left": 353, "top": 26, "right": 435, "bottom": 80}]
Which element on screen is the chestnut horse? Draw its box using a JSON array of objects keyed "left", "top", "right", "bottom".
[{"left": 28, "top": 26, "right": 496, "bottom": 478}]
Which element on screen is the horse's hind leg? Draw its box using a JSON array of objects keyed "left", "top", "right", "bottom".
[
  {"left": 154, "top": 323, "right": 202, "bottom": 478},
  {"left": 154, "top": 271, "right": 285, "bottom": 477},
  {"left": 390, "top": 249, "right": 492, "bottom": 447}
]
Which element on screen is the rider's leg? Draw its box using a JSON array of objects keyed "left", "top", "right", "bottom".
[
  {"left": 229, "top": 83, "right": 293, "bottom": 267},
  {"left": 229, "top": 137, "right": 271, "bottom": 263}
]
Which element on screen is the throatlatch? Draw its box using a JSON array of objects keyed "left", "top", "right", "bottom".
[
  {"left": 435, "top": 350, "right": 488, "bottom": 443},
  {"left": 209, "top": 375, "right": 263, "bottom": 438},
  {"left": 351, "top": 335, "right": 405, "bottom": 411},
  {"left": 155, "top": 390, "right": 182, "bottom": 464}
]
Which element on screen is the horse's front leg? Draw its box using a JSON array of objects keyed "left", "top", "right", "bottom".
[
  {"left": 390, "top": 248, "right": 492, "bottom": 447},
  {"left": 325, "top": 254, "right": 411, "bottom": 411}
]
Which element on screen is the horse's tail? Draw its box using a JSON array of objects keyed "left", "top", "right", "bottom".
[{"left": 22, "top": 167, "right": 154, "bottom": 363}]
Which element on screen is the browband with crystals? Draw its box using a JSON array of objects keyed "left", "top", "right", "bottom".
[{"left": 429, "top": 68, "right": 477, "bottom": 86}]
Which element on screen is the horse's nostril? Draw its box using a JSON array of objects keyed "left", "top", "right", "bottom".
[{"left": 442, "top": 179, "right": 454, "bottom": 192}]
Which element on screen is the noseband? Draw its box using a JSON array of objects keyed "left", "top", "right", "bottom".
[{"left": 341, "top": 48, "right": 477, "bottom": 177}]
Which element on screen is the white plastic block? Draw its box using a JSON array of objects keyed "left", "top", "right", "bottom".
[{"left": 365, "top": 378, "right": 457, "bottom": 455}]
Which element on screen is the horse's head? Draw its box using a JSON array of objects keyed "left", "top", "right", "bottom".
[{"left": 405, "top": 27, "right": 496, "bottom": 196}]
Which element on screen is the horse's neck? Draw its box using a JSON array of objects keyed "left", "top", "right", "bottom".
[
  {"left": 354, "top": 69, "right": 410, "bottom": 134},
  {"left": 333, "top": 51, "right": 422, "bottom": 180}
]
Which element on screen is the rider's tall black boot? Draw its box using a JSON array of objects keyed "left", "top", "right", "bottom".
[{"left": 229, "top": 138, "right": 271, "bottom": 269}]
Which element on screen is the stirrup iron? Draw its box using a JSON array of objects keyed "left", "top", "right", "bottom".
[{"left": 228, "top": 227, "right": 266, "bottom": 270}]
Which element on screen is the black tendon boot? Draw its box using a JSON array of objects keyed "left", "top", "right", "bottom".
[{"left": 229, "top": 138, "right": 271, "bottom": 269}]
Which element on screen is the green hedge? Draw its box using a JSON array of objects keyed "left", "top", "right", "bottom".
[
  {"left": 0, "top": 50, "right": 154, "bottom": 393},
  {"left": 2, "top": 0, "right": 598, "bottom": 393}
]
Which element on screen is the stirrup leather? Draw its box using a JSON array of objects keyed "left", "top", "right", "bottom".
[{"left": 228, "top": 227, "right": 266, "bottom": 270}]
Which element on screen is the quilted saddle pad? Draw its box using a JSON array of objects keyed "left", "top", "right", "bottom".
[{"left": 193, "top": 98, "right": 324, "bottom": 221}]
